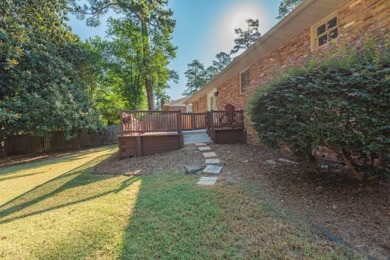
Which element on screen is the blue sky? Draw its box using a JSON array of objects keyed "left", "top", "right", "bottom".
[{"left": 67, "top": 0, "right": 280, "bottom": 100}]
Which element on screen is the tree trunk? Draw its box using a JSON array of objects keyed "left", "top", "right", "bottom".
[
  {"left": 0, "top": 128, "right": 6, "bottom": 158},
  {"left": 141, "top": 16, "right": 155, "bottom": 111},
  {"left": 145, "top": 77, "right": 154, "bottom": 110},
  {"left": 324, "top": 144, "right": 365, "bottom": 181}
]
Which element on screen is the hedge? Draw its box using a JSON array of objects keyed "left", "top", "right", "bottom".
[{"left": 249, "top": 30, "right": 389, "bottom": 181}]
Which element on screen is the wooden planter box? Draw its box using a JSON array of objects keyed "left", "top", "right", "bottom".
[{"left": 119, "top": 134, "right": 183, "bottom": 158}]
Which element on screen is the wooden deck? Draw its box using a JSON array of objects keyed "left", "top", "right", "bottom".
[
  {"left": 206, "top": 110, "right": 247, "bottom": 144},
  {"left": 119, "top": 110, "right": 246, "bottom": 158},
  {"left": 119, "top": 134, "right": 182, "bottom": 158}
]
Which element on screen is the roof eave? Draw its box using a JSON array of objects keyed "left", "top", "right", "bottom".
[{"left": 185, "top": 0, "right": 344, "bottom": 104}]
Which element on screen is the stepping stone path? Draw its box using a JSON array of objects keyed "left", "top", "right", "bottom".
[
  {"left": 185, "top": 165, "right": 205, "bottom": 174},
  {"left": 197, "top": 177, "right": 218, "bottom": 185},
  {"left": 203, "top": 165, "right": 223, "bottom": 174},
  {"left": 205, "top": 159, "right": 220, "bottom": 164},
  {"left": 194, "top": 143, "right": 223, "bottom": 186},
  {"left": 203, "top": 152, "right": 217, "bottom": 158},
  {"left": 198, "top": 146, "right": 211, "bottom": 151}
]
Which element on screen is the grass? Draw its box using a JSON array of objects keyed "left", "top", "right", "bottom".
[{"left": 0, "top": 145, "right": 361, "bottom": 259}]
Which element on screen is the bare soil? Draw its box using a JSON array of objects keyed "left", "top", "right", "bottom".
[
  {"left": 94, "top": 144, "right": 205, "bottom": 176},
  {"left": 94, "top": 143, "right": 389, "bottom": 259}
]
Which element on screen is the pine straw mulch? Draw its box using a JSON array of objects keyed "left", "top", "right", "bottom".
[
  {"left": 212, "top": 143, "right": 390, "bottom": 260},
  {"left": 93, "top": 143, "right": 389, "bottom": 259}
]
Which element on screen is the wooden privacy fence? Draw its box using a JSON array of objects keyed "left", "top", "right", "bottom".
[{"left": 5, "top": 125, "right": 120, "bottom": 156}]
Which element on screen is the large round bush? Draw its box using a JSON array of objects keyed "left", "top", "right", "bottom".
[{"left": 249, "top": 32, "right": 389, "bottom": 180}]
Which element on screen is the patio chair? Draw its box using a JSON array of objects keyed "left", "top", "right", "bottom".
[{"left": 219, "top": 104, "right": 236, "bottom": 126}]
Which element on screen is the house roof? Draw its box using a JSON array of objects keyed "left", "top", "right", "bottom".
[
  {"left": 164, "top": 96, "right": 191, "bottom": 107},
  {"left": 185, "top": 0, "right": 347, "bottom": 104}
]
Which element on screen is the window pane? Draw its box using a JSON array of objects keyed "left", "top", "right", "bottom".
[
  {"left": 329, "top": 28, "right": 338, "bottom": 39},
  {"left": 318, "top": 35, "right": 328, "bottom": 46},
  {"left": 317, "top": 24, "right": 326, "bottom": 36},
  {"left": 241, "top": 70, "right": 250, "bottom": 92},
  {"left": 327, "top": 17, "right": 337, "bottom": 29}
]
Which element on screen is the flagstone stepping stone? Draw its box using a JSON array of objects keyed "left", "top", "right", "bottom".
[
  {"left": 185, "top": 165, "right": 206, "bottom": 174},
  {"left": 205, "top": 159, "right": 220, "bottom": 164},
  {"left": 198, "top": 146, "right": 211, "bottom": 151},
  {"left": 203, "top": 152, "right": 217, "bottom": 158},
  {"left": 203, "top": 165, "right": 223, "bottom": 174},
  {"left": 278, "top": 158, "right": 299, "bottom": 165},
  {"left": 197, "top": 176, "right": 218, "bottom": 185},
  {"left": 265, "top": 159, "right": 278, "bottom": 165},
  {"left": 195, "top": 143, "right": 207, "bottom": 146}
]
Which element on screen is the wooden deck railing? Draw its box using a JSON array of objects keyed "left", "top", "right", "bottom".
[
  {"left": 121, "top": 110, "right": 182, "bottom": 135},
  {"left": 206, "top": 110, "right": 245, "bottom": 130},
  {"left": 206, "top": 110, "right": 245, "bottom": 142},
  {"left": 120, "top": 110, "right": 245, "bottom": 136},
  {"left": 181, "top": 112, "right": 207, "bottom": 131}
]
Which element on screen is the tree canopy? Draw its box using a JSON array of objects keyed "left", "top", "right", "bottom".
[
  {"left": 72, "top": 0, "right": 177, "bottom": 110},
  {"left": 182, "top": 52, "right": 232, "bottom": 96},
  {"left": 182, "top": 60, "right": 207, "bottom": 96},
  {"left": 230, "top": 19, "right": 261, "bottom": 54},
  {"left": 0, "top": 0, "right": 101, "bottom": 143},
  {"left": 277, "top": 0, "right": 304, "bottom": 19},
  {"left": 213, "top": 52, "right": 232, "bottom": 72}
]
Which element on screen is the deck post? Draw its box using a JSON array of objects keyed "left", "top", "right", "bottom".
[
  {"left": 210, "top": 111, "right": 215, "bottom": 141},
  {"left": 177, "top": 110, "right": 183, "bottom": 147},
  {"left": 136, "top": 136, "right": 142, "bottom": 157},
  {"left": 191, "top": 114, "right": 195, "bottom": 130},
  {"left": 120, "top": 110, "right": 123, "bottom": 136},
  {"left": 240, "top": 110, "right": 244, "bottom": 129}
]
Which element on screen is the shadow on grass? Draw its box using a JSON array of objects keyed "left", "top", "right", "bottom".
[
  {"left": 0, "top": 151, "right": 126, "bottom": 224},
  {"left": 0, "top": 171, "right": 44, "bottom": 183},
  {"left": 118, "top": 173, "right": 227, "bottom": 259},
  {"left": 0, "top": 175, "right": 137, "bottom": 225},
  {"left": 0, "top": 145, "right": 118, "bottom": 176}
]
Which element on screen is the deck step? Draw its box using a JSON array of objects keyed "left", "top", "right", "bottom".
[
  {"left": 183, "top": 130, "right": 211, "bottom": 145},
  {"left": 183, "top": 130, "right": 212, "bottom": 145}
]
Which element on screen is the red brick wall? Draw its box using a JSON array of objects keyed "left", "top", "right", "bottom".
[
  {"left": 193, "top": 95, "right": 207, "bottom": 112},
  {"left": 191, "top": 0, "right": 389, "bottom": 143}
]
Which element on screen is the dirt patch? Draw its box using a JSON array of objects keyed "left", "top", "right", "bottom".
[
  {"left": 212, "top": 143, "right": 390, "bottom": 260},
  {"left": 93, "top": 144, "right": 204, "bottom": 176},
  {"left": 94, "top": 143, "right": 389, "bottom": 259}
]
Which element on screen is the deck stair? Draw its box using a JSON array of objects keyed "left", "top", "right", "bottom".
[{"left": 183, "top": 130, "right": 211, "bottom": 145}]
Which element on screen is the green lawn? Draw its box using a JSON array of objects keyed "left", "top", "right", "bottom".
[{"left": 0, "top": 146, "right": 359, "bottom": 259}]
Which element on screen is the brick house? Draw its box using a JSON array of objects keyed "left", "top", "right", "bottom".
[{"left": 185, "top": 0, "right": 389, "bottom": 144}]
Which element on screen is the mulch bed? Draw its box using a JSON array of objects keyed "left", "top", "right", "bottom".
[
  {"left": 90, "top": 143, "right": 390, "bottom": 259},
  {"left": 212, "top": 143, "right": 390, "bottom": 260},
  {"left": 93, "top": 144, "right": 205, "bottom": 176}
]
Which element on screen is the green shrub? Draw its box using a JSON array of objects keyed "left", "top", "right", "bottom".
[{"left": 249, "top": 30, "right": 390, "bottom": 180}]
